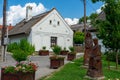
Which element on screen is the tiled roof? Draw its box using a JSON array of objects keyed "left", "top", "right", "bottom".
[
  {"left": 96, "top": 11, "right": 106, "bottom": 20},
  {"left": 71, "top": 23, "right": 96, "bottom": 32},
  {"left": 8, "top": 8, "right": 54, "bottom": 36},
  {"left": 0, "top": 24, "right": 13, "bottom": 31}
]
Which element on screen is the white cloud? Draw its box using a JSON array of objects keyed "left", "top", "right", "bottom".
[
  {"left": 0, "top": 3, "right": 47, "bottom": 25},
  {"left": 96, "top": 4, "right": 105, "bottom": 14},
  {"left": 96, "top": 8, "right": 101, "bottom": 14},
  {"left": 64, "top": 18, "right": 79, "bottom": 25},
  {"left": 0, "top": 18, "right": 2, "bottom": 25}
]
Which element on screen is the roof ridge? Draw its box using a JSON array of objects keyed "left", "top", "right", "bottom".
[{"left": 8, "top": 8, "right": 55, "bottom": 36}]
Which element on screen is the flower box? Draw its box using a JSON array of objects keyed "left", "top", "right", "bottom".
[
  {"left": 1, "top": 68, "right": 35, "bottom": 80},
  {"left": 67, "top": 53, "right": 76, "bottom": 61},
  {"left": 50, "top": 59, "right": 64, "bottom": 69},
  {"left": 50, "top": 56, "right": 65, "bottom": 69},
  {"left": 1, "top": 62, "right": 37, "bottom": 80},
  {"left": 60, "top": 51, "right": 69, "bottom": 55},
  {"left": 39, "top": 50, "right": 49, "bottom": 56}
]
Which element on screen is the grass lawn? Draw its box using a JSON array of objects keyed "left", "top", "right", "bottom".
[{"left": 40, "top": 56, "right": 120, "bottom": 80}]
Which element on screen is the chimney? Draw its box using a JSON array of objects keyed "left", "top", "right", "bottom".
[{"left": 26, "top": 6, "right": 32, "bottom": 21}]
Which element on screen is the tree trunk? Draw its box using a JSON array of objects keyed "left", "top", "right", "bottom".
[
  {"left": 107, "top": 52, "right": 110, "bottom": 70},
  {"left": 108, "top": 59, "right": 110, "bottom": 70},
  {"left": 115, "top": 50, "right": 118, "bottom": 69}
]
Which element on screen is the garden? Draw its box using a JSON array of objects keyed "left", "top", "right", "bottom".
[
  {"left": 40, "top": 56, "right": 120, "bottom": 80},
  {"left": 2, "top": 39, "right": 37, "bottom": 80}
]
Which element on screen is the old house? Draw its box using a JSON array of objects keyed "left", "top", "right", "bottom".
[
  {"left": 8, "top": 6, "right": 73, "bottom": 51},
  {"left": 0, "top": 24, "right": 13, "bottom": 45}
]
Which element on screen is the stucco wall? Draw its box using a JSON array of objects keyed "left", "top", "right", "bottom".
[
  {"left": 9, "top": 34, "right": 27, "bottom": 43},
  {"left": 8, "top": 9, "right": 73, "bottom": 52},
  {"left": 31, "top": 10, "right": 73, "bottom": 51}
]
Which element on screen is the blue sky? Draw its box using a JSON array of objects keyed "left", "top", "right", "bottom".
[{"left": 0, "top": 0, "right": 103, "bottom": 25}]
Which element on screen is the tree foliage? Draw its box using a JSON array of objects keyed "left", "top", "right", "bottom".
[
  {"left": 94, "top": 0, "right": 120, "bottom": 50},
  {"left": 79, "top": 13, "right": 98, "bottom": 25},
  {"left": 89, "top": 13, "right": 98, "bottom": 26},
  {"left": 79, "top": 16, "right": 89, "bottom": 24},
  {"left": 92, "top": 0, "right": 120, "bottom": 69},
  {"left": 73, "top": 31, "right": 84, "bottom": 44}
]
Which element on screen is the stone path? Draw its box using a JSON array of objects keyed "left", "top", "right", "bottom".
[{"left": 0, "top": 53, "right": 84, "bottom": 80}]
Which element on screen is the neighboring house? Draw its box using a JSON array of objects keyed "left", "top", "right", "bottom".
[
  {"left": 0, "top": 24, "right": 13, "bottom": 45},
  {"left": 70, "top": 23, "right": 97, "bottom": 38},
  {"left": 8, "top": 6, "right": 73, "bottom": 51},
  {"left": 70, "top": 23, "right": 96, "bottom": 32},
  {"left": 96, "top": 11, "right": 106, "bottom": 20},
  {"left": 0, "top": 24, "right": 13, "bottom": 38}
]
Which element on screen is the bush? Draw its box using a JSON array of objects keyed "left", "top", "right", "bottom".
[
  {"left": 52, "top": 45, "right": 61, "bottom": 55},
  {"left": 19, "top": 39, "right": 35, "bottom": 55},
  {"left": 105, "top": 51, "right": 120, "bottom": 64},
  {"left": 73, "top": 31, "right": 84, "bottom": 44},
  {"left": 7, "top": 42, "right": 20, "bottom": 53},
  {"left": 42, "top": 46, "right": 46, "bottom": 50},
  {"left": 7, "top": 39, "right": 35, "bottom": 62},
  {"left": 12, "top": 49, "right": 28, "bottom": 62},
  {"left": 69, "top": 46, "right": 75, "bottom": 53}
]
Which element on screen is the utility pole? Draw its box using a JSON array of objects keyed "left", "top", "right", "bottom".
[
  {"left": 84, "top": 0, "right": 86, "bottom": 34},
  {"left": 1, "top": 0, "right": 7, "bottom": 62}
]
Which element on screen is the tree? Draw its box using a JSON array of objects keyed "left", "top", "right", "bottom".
[
  {"left": 91, "top": 0, "right": 120, "bottom": 69},
  {"left": 79, "top": 16, "right": 89, "bottom": 24},
  {"left": 89, "top": 13, "right": 98, "bottom": 26},
  {"left": 79, "top": 13, "right": 98, "bottom": 25},
  {"left": 73, "top": 31, "right": 84, "bottom": 44}
]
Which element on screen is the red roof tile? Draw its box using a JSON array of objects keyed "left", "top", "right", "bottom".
[{"left": 0, "top": 24, "right": 13, "bottom": 31}]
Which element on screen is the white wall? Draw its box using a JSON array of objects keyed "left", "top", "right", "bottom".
[
  {"left": 8, "top": 9, "right": 73, "bottom": 52},
  {"left": 9, "top": 34, "right": 27, "bottom": 43},
  {"left": 31, "top": 9, "right": 73, "bottom": 51}
]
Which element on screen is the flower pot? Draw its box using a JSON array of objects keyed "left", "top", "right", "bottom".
[
  {"left": 67, "top": 54, "right": 76, "bottom": 61},
  {"left": 60, "top": 51, "right": 68, "bottom": 55},
  {"left": 50, "top": 58, "right": 64, "bottom": 69},
  {"left": 39, "top": 50, "right": 49, "bottom": 56},
  {"left": 1, "top": 68, "right": 35, "bottom": 80}
]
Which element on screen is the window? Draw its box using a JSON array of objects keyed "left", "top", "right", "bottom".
[
  {"left": 57, "top": 21, "right": 60, "bottom": 25},
  {"left": 51, "top": 37, "right": 57, "bottom": 47},
  {"left": 50, "top": 20, "right": 52, "bottom": 24}
]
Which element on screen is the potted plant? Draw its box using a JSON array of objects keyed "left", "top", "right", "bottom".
[
  {"left": 1, "top": 62, "right": 37, "bottom": 80},
  {"left": 60, "top": 47, "right": 69, "bottom": 55},
  {"left": 39, "top": 46, "right": 49, "bottom": 56},
  {"left": 50, "top": 45, "right": 65, "bottom": 69},
  {"left": 1, "top": 39, "right": 37, "bottom": 80},
  {"left": 1, "top": 49, "right": 37, "bottom": 80},
  {"left": 67, "top": 46, "right": 76, "bottom": 61}
]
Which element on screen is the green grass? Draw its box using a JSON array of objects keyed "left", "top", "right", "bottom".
[{"left": 40, "top": 56, "right": 120, "bottom": 80}]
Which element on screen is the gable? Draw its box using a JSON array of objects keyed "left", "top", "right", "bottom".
[{"left": 32, "top": 9, "right": 73, "bottom": 35}]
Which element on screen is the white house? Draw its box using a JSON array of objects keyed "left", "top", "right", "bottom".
[{"left": 8, "top": 7, "right": 73, "bottom": 51}]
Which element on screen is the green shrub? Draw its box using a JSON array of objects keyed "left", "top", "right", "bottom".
[
  {"left": 105, "top": 51, "right": 120, "bottom": 64},
  {"left": 42, "top": 46, "right": 46, "bottom": 50},
  {"left": 4, "top": 66, "right": 16, "bottom": 73},
  {"left": 73, "top": 31, "right": 84, "bottom": 44},
  {"left": 52, "top": 45, "right": 61, "bottom": 55},
  {"left": 7, "top": 39, "right": 35, "bottom": 62},
  {"left": 12, "top": 49, "right": 28, "bottom": 62},
  {"left": 7, "top": 42, "right": 20, "bottom": 53},
  {"left": 19, "top": 39, "right": 35, "bottom": 55},
  {"left": 69, "top": 46, "right": 75, "bottom": 53}
]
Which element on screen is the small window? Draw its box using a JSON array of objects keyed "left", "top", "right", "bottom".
[
  {"left": 57, "top": 21, "right": 60, "bottom": 25},
  {"left": 51, "top": 37, "right": 57, "bottom": 47},
  {"left": 50, "top": 20, "right": 52, "bottom": 24}
]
